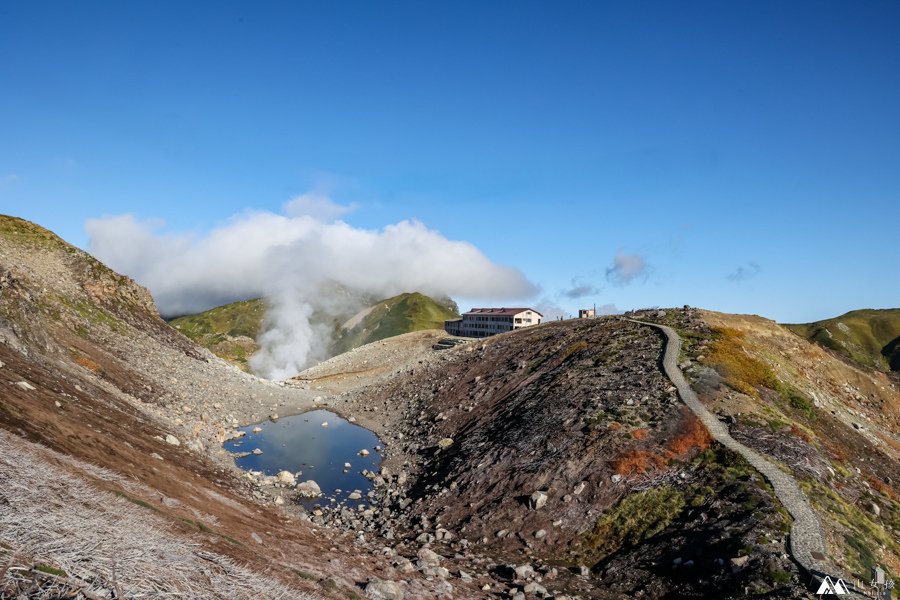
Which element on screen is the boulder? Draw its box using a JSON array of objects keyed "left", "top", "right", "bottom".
[
  {"left": 530, "top": 490, "right": 548, "bottom": 510},
  {"left": 365, "top": 579, "right": 404, "bottom": 600},
  {"left": 276, "top": 470, "right": 295, "bottom": 486},
  {"left": 417, "top": 547, "right": 441, "bottom": 566},
  {"left": 514, "top": 564, "right": 534, "bottom": 580},
  {"left": 297, "top": 480, "right": 322, "bottom": 498},
  {"left": 437, "top": 438, "right": 454, "bottom": 449},
  {"left": 730, "top": 556, "right": 749, "bottom": 573},
  {"left": 165, "top": 434, "right": 181, "bottom": 446}
]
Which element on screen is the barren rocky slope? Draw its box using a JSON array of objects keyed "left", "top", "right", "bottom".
[
  {"left": 0, "top": 216, "right": 468, "bottom": 599},
  {"left": 2, "top": 215, "right": 897, "bottom": 599}
]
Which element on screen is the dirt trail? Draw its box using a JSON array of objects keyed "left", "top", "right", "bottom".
[{"left": 631, "top": 319, "right": 868, "bottom": 597}]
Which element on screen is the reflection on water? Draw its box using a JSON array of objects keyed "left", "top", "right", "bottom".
[{"left": 224, "top": 409, "right": 383, "bottom": 506}]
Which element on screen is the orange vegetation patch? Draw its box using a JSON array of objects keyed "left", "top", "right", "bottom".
[
  {"left": 870, "top": 477, "right": 900, "bottom": 504},
  {"left": 611, "top": 411, "right": 712, "bottom": 477},
  {"left": 631, "top": 428, "right": 649, "bottom": 441},
  {"left": 612, "top": 450, "right": 667, "bottom": 476},
  {"left": 666, "top": 412, "right": 711, "bottom": 457},
  {"left": 790, "top": 424, "right": 812, "bottom": 443},
  {"left": 74, "top": 355, "right": 101, "bottom": 373}
]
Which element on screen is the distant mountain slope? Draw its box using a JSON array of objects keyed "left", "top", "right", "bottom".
[
  {"left": 169, "top": 299, "right": 265, "bottom": 370},
  {"left": 784, "top": 309, "right": 900, "bottom": 372},
  {"left": 330, "top": 292, "right": 459, "bottom": 356},
  {"left": 169, "top": 292, "right": 459, "bottom": 371}
]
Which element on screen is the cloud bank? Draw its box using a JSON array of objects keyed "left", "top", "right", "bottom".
[{"left": 86, "top": 197, "right": 536, "bottom": 378}]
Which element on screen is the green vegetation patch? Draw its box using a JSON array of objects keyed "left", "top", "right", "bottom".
[
  {"left": 170, "top": 298, "right": 267, "bottom": 341},
  {"left": 581, "top": 486, "right": 685, "bottom": 562},
  {"left": 33, "top": 563, "right": 68, "bottom": 577},
  {"left": 0, "top": 215, "right": 70, "bottom": 251},
  {"left": 809, "top": 481, "right": 900, "bottom": 579}
]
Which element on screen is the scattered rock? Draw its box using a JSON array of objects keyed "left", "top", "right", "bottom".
[
  {"left": 437, "top": 437, "right": 454, "bottom": 449},
  {"left": 164, "top": 434, "right": 180, "bottom": 446},
  {"left": 514, "top": 564, "right": 534, "bottom": 580},
  {"left": 530, "top": 490, "right": 548, "bottom": 510},
  {"left": 730, "top": 556, "right": 749, "bottom": 572},
  {"left": 276, "top": 470, "right": 295, "bottom": 486},
  {"left": 15, "top": 380, "right": 35, "bottom": 391},
  {"left": 524, "top": 581, "right": 548, "bottom": 596},
  {"left": 296, "top": 480, "right": 322, "bottom": 497},
  {"left": 365, "top": 578, "right": 404, "bottom": 600},
  {"left": 252, "top": 448, "right": 263, "bottom": 455},
  {"left": 359, "top": 449, "right": 370, "bottom": 456}
]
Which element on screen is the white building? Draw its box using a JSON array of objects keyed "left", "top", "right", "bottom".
[{"left": 444, "top": 307, "right": 543, "bottom": 338}]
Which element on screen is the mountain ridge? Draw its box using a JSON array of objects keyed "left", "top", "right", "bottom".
[
  {"left": 169, "top": 291, "right": 459, "bottom": 371},
  {"left": 784, "top": 308, "right": 900, "bottom": 373}
]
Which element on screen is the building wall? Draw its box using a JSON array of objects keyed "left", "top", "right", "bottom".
[{"left": 445, "top": 310, "right": 541, "bottom": 338}]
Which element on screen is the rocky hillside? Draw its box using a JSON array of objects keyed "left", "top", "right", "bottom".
[
  {"left": 170, "top": 291, "right": 459, "bottom": 371},
  {"left": 326, "top": 316, "right": 810, "bottom": 598},
  {"left": 0, "top": 215, "right": 466, "bottom": 599},
  {"left": 785, "top": 309, "right": 900, "bottom": 372},
  {"left": 2, "top": 214, "right": 897, "bottom": 599}
]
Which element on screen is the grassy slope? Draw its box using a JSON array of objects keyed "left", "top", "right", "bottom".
[
  {"left": 330, "top": 292, "right": 459, "bottom": 356},
  {"left": 169, "top": 299, "right": 266, "bottom": 341},
  {"left": 168, "top": 292, "right": 459, "bottom": 368},
  {"left": 169, "top": 300, "right": 266, "bottom": 370},
  {"left": 784, "top": 309, "right": 900, "bottom": 372}
]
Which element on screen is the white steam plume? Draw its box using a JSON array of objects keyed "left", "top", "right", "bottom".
[{"left": 85, "top": 196, "right": 537, "bottom": 378}]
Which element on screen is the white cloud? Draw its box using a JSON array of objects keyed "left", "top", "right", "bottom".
[
  {"left": 283, "top": 192, "right": 357, "bottom": 222},
  {"left": 86, "top": 197, "right": 537, "bottom": 379},
  {"left": 605, "top": 250, "right": 649, "bottom": 286}
]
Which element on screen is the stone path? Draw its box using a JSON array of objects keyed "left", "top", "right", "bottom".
[{"left": 630, "top": 319, "right": 867, "bottom": 597}]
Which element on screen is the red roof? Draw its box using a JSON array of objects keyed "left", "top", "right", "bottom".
[{"left": 464, "top": 307, "right": 543, "bottom": 317}]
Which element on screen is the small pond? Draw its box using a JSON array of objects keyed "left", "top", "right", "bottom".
[{"left": 224, "top": 409, "right": 383, "bottom": 507}]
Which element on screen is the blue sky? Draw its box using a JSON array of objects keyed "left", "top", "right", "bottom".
[{"left": 1, "top": 1, "right": 898, "bottom": 323}]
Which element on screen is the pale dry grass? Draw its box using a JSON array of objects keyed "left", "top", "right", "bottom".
[{"left": 0, "top": 429, "right": 319, "bottom": 599}]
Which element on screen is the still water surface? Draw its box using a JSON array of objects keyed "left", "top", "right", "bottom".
[{"left": 224, "top": 409, "right": 383, "bottom": 506}]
